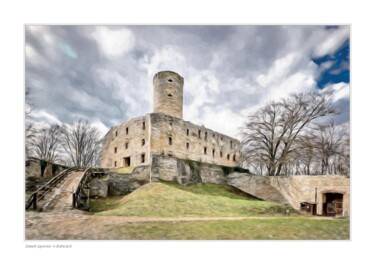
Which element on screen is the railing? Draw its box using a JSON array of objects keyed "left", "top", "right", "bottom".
[
  {"left": 26, "top": 166, "right": 78, "bottom": 210},
  {"left": 72, "top": 168, "right": 91, "bottom": 210}
]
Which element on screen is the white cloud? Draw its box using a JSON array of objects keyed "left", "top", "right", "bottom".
[
  {"left": 91, "top": 120, "right": 109, "bottom": 138},
  {"left": 139, "top": 45, "right": 188, "bottom": 79},
  {"left": 28, "top": 110, "right": 62, "bottom": 124},
  {"left": 91, "top": 26, "right": 135, "bottom": 58},
  {"left": 313, "top": 26, "right": 350, "bottom": 57},
  {"left": 323, "top": 82, "right": 350, "bottom": 102}
]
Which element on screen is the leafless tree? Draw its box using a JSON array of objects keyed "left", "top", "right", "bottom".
[
  {"left": 241, "top": 92, "right": 336, "bottom": 176},
  {"left": 25, "top": 86, "right": 36, "bottom": 158},
  {"left": 308, "top": 122, "right": 349, "bottom": 175},
  {"left": 31, "top": 124, "right": 62, "bottom": 163},
  {"left": 25, "top": 123, "right": 37, "bottom": 158},
  {"left": 60, "top": 120, "right": 102, "bottom": 167}
]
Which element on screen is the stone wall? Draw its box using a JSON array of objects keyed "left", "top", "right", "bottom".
[
  {"left": 150, "top": 154, "right": 228, "bottom": 185},
  {"left": 149, "top": 113, "right": 240, "bottom": 167},
  {"left": 101, "top": 115, "right": 151, "bottom": 168},
  {"left": 227, "top": 173, "right": 350, "bottom": 216},
  {"left": 25, "top": 158, "right": 68, "bottom": 191}
]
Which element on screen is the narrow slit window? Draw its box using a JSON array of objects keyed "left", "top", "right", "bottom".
[
  {"left": 230, "top": 141, "right": 233, "bottom": 148},
  {"left": 141, "top": 154, "right": 145, "bottom": 163},
  {"left": 142, "top": 121, "right": 145, "bottom": 130},
  {"left": 125, "top": 142, "right": 128, "bottom": 149},
  {"left": 126, "top": 127, "right": 129, "bottom": 135},
  {"left": 114, "top": 147, "right": 117, "bottom": 154},
  {"left": 212, "top": 149, "right": 215, "bottom": 157},
  {"left": 186, "top": 143, "right": 189, "bottom": 149},
  {"left": 227, "top": 154, "right": 230, "bottom": 160},
  {"left": 115, "top": 131, "right": 118, "bottom": 137},
  {"left": 114, "top": 161, "right": 117, "bottom": 167},
  {"left": 169, "top": 137, "right": 172, "bottom": 145},
  {"left": 204, "top": 147, "right": 207, "bottom": 154},
  {"left": 186, "top": 129, "right": 189, "bottom": 136},
  {"left": 233, "top": 155, "right": 236, "bottom": 161},
  {"left": 198, "top": 130, "right": 201, "bottom": 139},
  {"left": 220, "top": 151, "right": 223, "bottom": 158},
  {"left": 142, "top": 139, "right": 145, "bottom": 146},
  {"left": 204, "top": 131, "right": 208, "bottom": 140}
]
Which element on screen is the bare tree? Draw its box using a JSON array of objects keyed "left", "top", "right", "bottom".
[
  {"left": 241, "top": 92, "right": 336, "bottom": 176},
  {"left": 32, "top": 124, "right": 62, "bottom": 163},
  {"left": 60, "top": 120, "right": 102, "bottom": 167},
  {"left": 25, "top": 86, "right": 36, "bottom": 158},
  {"left": 308, "top": 122, "right": 349, "bottom": 175},
  {"left": 25, "top": 123, "right": 37, "bottom": 158}
]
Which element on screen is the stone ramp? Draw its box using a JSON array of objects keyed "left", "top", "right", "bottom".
[
  {"left": 38, "top": 170, "right": 85, "bottom": 212},
  {"left": 227, "top": 172, "right": 288, "bottom": 204}
]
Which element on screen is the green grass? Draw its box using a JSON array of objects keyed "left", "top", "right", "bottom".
[
  {"left": 111, "top": 166, "right": 135, "bottom": 174},
  {"left": 91, "top": 182, "right": 295, "bottom": 217},
  {"left": 107, "top": 218, "right": 349, "bottom": 240}
]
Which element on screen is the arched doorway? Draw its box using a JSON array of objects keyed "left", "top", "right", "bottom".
[{"left": 322, "top": 192, "right": 344, "bottom": 216}]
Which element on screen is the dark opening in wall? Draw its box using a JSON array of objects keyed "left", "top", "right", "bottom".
[
  {"left": 114, "top": 161, "right": 117, "bottom": 167},
  {"left": 168, "top": 79, "right": 173, "bottom": 82},
  {"left": 204, "top": 132, "right": 208, "bottom": 141},
  {"left": 198, "top": 130, "right": 201, "bottom": 139},
  {"left": 125, "top": 142, "right": 128, "bottom": 149},
  {"left": 187, "top": 129, "right": 189, "bottom": 136},
  {"left": 227, "top": 154, "right": 230, "bottom": 160},
  {"left": 212, "top": 149, "right": 215, "bottom": 157},
  {"left": 204, "top": 147, "right": 207, "bottom": 154},
  {"left": 220, "top": 151, "right": 223, "bottom": 158},
  {"left": 233, "top": 155, "right": 236, "bottom": 161},
  {"left": 123, "top": 157, "right": 131, "bottom": 167},
  {"left": 230, "top": 141, "right": 233, "bottom": 148},
  {"left": 169, "top": 137, "right": 172, "bottom": 145},
  {"left": 115, "top": 131, "right": 118, "bottom": 137},
  {"left": 141, "top": 154, "right": 145, "bottom": 163},
  {"left": 142, "top": 121, "right": 145, "bottom": 130},
  {"left": 126, "top": 127, "right": 129, "bottom": 135},
  {"left": 114, "top": 147, "right": 117, "bottom": 154},
  {"left": 186, "top": 143, "right": 189, "bottom": 149},
  {"left": 168, "top": 93, "right": 173, "bottom": 97},
  {"left": 142, "top": 139, "right": 145, "bottom": 146}
]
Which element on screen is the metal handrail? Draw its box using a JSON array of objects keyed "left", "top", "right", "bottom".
[
  {"left": 25, "top": 166, "right": 78, "bottom": 210},
  {"left": 72, "top": 168, "right": 91, "bottom": 210}
]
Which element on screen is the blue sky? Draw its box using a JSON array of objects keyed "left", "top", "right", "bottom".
[{"left": 25, "top": 25, "right": 350, "bottom": 138}]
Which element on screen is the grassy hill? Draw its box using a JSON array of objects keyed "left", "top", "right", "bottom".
[{"left": 91, "top": 182, "right": 294, "bottom": 217}]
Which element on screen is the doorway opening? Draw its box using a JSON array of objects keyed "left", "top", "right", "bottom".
[
  {"left": 323, "top": 192, "right": 343, "bottom": 216},
  {"left": 123, "top": 157, "right": 131, "bottom": 167}
]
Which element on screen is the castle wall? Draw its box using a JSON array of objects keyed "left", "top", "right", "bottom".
[
  {"left": 149, "top": 112, "right": 240, "bottom": 167},
  {"left": 100, "top": 115, "right": 151, "bottom": 168}
]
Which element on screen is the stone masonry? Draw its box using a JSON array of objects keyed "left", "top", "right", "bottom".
[{"left": 101, "top": 71, "right": 240, "bottom": 169}]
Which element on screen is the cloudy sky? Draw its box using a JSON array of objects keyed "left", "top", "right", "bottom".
[{"left": 25, "top": 25, "right": 350, "bottom": 138}]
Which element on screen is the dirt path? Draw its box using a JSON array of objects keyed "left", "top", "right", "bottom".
[{"left": 25, "top": 210, "right": 338, "bottom": 240}]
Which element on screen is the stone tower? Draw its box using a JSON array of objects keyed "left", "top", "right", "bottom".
[{"left": 153, "top": 71, "right": 184, "bottom": 119}]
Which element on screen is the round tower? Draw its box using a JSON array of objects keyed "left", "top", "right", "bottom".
[{"left": 153, "top": 71, "right": 184, "bottom": 119}]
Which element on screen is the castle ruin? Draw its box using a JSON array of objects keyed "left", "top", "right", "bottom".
[{"left": 101, "top": 71, "right": 241, "bottom": 169}]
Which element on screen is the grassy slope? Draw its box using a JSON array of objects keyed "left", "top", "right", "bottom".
[{"left": 91, "top": 182, "right": 293, "bottom": 217}]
